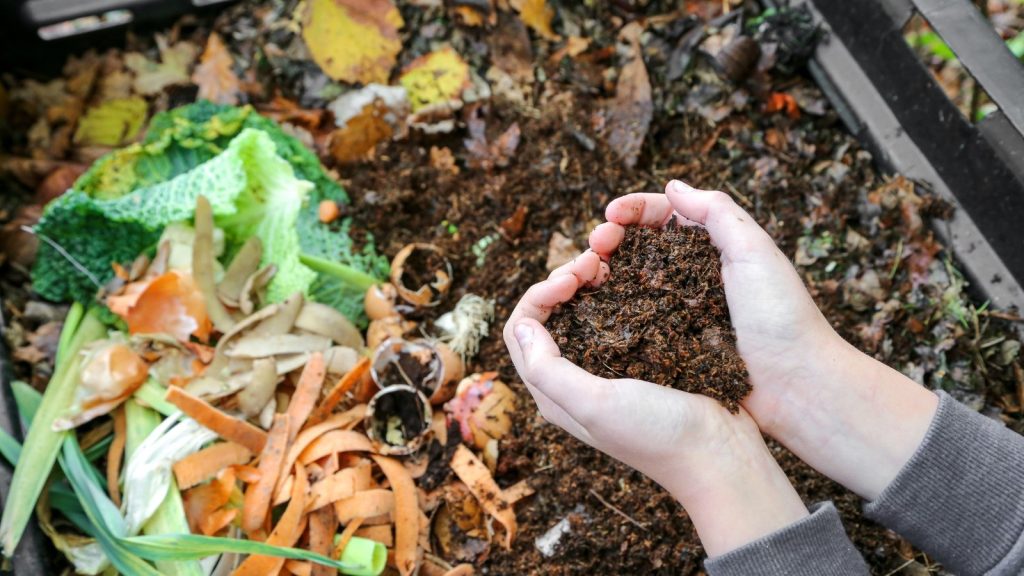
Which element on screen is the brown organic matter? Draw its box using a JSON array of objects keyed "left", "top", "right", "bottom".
[{"left": 548, "top": 223, "right": 750, "bottom": 411}]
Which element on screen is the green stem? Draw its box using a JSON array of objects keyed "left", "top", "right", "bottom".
[
  {"left": 299, "top": 253, "right": 380, "bottom": 291},
  {"left": 0, "top": 306, "right": 106, "bottom": 556}
]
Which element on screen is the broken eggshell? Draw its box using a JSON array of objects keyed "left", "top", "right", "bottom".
[
  {"left": 364, "top": 283, "right": 400, "bottom": 321},
  {"left": 371, "top": 338, "right": 461, "bottom": 404},
  {"left": 364, "top": 384, "right": 432, "bottom": 456},
  {"left": 53, "top": 341, "right": 149, "bottom": 431},
  {"left": 390, "top": 243, "right": 453, "bottom": 308},
  {"left": 433, "top": 481, "right": 491, "bottom": 563},
  {"left": 366, "top": 316, "right": 417, "bottom": 350},
  {"left": 444, "top": 372, "right": 516, "bottom": 450}
]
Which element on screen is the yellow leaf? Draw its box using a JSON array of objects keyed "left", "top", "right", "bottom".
[
  {"left": 124, "top": 36, "right": 199, "bottom": 95},
  {"left": 73, "top": 97, "right": 148, "bottom": 147},
  {"left": 192, "top": 33, "right": 241, "bottom": 105},
  {"left": 518, "top": 0, "right": 559, "bottom": 41},
  {"left": 399, "top": 48, "right": 471, "bottom": 112},
  {"left": 302, "top": 0, "right": 404, "bottom": 85}
]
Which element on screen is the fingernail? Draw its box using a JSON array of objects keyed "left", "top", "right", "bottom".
[
  {"left": 514, "top": 322, "right": 534, "bottom": 347},
  {"left": 668, "top": 180, "right": 690, "bottom": 195}
]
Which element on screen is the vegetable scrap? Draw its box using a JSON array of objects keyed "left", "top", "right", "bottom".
[{"left": 0, "top": 129, "right": 510, "bottom": 573}]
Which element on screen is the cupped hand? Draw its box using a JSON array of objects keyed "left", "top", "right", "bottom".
[
  {"left": 590, "top": 180, "right": 842, "bottom": 439},
  {"left": 502, "top": 252, "right": 809, "bottom": 555},
  {"left": 590, "top": 180, "right": 939, "bottom": 501}
]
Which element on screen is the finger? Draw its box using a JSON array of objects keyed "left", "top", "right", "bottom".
[
  {"left": 588, "top": 222, "right": 625, "bottom": 259},
  {"left": 605, "top": 193, "right": 676, "bottom": 227},
  {"left": 547, "top": 250, "right": 602, "bottom": 286},
  {"left": 503, "top": 274, "right": 581, "bottom": 369},
  {"left": 507, "top": 274, "right": 579, "bottom": 326},
  {"left": 511, "top": 318, "right": 609, "bottom": 426},
  {"left": 592, "top": 261, "right": 611, "bottom": 287},
  {"left": 665, "top": 180, "right": 776, "bottom": 261}
]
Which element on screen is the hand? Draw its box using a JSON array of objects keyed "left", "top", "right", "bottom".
[
  {"left": 503, "top": 251, "right": 808, "bottom": 556},
  {"left": 590, "top": 180, "right": 939, "bottom": 500}
]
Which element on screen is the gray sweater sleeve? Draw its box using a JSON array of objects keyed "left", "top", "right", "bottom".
[
  {"left": 706, "top": 391, "right": 1024, "bottom": 576},
  {"left": 704, "top": 502, "right": 868, "bottom": 575},
  {"left": 864, "top": 391, "right": 1024, "bottom": 575}
]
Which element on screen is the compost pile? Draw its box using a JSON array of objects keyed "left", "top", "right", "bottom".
[
  {"left": 1, "top": 1, "right": 1023, "bottom": 575},
  {"left": 548, "top": 224, "right": 750, "bottom": 411}
]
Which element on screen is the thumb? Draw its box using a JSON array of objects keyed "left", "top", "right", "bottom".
[
  {"left": 664, "top": 180, "right": 775, "bottom": 260},
  {"left": 512, "top": 318, "right": 605, "bottom": 413},
  {"left": 512, "top": 318, "right": 561, "bottom": 374}
]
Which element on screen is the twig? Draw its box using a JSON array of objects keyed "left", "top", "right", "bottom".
[
  {"left": 882, "top": 558, "right": 916, "bottom": 576},
  {"left": 889, "top": 238, "right": 904, "bottom": 280},
  {"left": 588, "top": 489, "right": 647, "bottom": 531},
  {"left": 21, "top": 226, "right": 102, "bottom": 289},
  {"left": 982, "top": 310, "right": 1024, "bottom": 322}
]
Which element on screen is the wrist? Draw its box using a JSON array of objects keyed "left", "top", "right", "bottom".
[
  {"left": 759, "top": 336, "right": 939, "bottom": 500},
  {"left": 664, "top": 411, "right": 808, "bottom": 557}
]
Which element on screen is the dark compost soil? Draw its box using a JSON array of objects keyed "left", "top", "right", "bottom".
[{"left": 547, "top": 224, "right": 751, "bottom": 411}]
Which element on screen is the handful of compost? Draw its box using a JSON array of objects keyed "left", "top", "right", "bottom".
[{"left": 547, "top": 222, "right": 751, "bottom": 411}]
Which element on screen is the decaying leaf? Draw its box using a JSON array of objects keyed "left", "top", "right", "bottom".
[
  {"left": 302, "top": 0, "right": 404, "bottom": 85},
  {"left": 605, "top": 22, "right": 652, "bottom": 168},
  {"left": 192, "top": 33, "right": 241, "bottom": 105},
  {"left": 515, "top": 0, "right": 559, "bottom": 41},
  {"left": 326, "top": 84, "right": 409, "bottom": 164},
  {"left": 545, "top": 231, "right": 579, "bottom": 271},
  {"left": 73, "top": 97, "right": 147, "bottom": 147},
  {"left": 124, "top": 36, "right": 199, "bottom": 95},
  {"left": 488, "top": 13, "right": 534, "bottom": 84},
  {"left": 464, "top": 108, "right": 521, "bottom": 171},
  {"left": 400, "top": 48, "right": 471, "bottom": 112}
]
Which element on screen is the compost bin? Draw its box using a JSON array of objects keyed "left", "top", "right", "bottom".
[{"left": 1, "top": 0, "right": 1023, "bottom": 574}]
